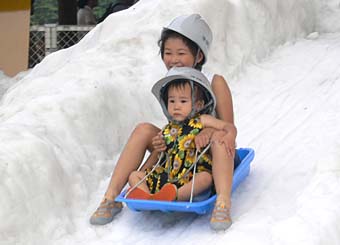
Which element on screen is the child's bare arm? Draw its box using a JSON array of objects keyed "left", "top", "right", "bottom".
[
  {"left": 200, "top": 114, "right": 237, "bottom": 137},
  {"left": 200, "top": 114, "right": 237, "bottom": 156}
]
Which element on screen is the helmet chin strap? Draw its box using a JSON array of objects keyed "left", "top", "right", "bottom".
[
  {"left": 192, "top": 48, "right": 201, "bottom": 69},
  {"left": 189, "top": 80, "right": 196, "bottom": 119}
]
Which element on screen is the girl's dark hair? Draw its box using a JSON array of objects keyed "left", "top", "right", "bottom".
[{"left": 158, "top": 29, "right": 204, "bottom": 71}]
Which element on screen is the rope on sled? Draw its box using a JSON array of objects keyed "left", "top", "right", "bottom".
[
  {"left": 124, "top": 152, "right": 166, "bottom": 199},
  {"left": 124, "top": 143, "right": 211, "bottom": 203},
  {"left": 189, "top": 143, "right": 211, "bottom": 203}
]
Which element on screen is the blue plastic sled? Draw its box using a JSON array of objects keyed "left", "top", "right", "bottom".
[{"left": 115, "top": 147, "right": 255, "bottom": 215}]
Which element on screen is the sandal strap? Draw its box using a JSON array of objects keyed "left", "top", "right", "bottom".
[
  {"left": 95, "top": 199, "right": 122, "bottom": 214},
  {"left": 210, "top": 200, "right": 232, "bottom": 231},
  {"left": 90, "top": 199, "right": 123, "bottom": 225},
  {"left": 211, "top": 203, "right": 230, "bottom": 221}
]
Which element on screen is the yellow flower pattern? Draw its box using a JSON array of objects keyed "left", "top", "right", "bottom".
[
  {"left": 145, "top": 115, "right": 212, "bottom": 193},
  {"left": 163, "top": 124, "right": 182, "bottom": 144},
  {"left": 177, "top": 169, "right": 193, "bottom": 186},
  {"left": 185, "top": 149, "right": 196, "bottom": 165},
  {"left": 178, "top": 134, "right": 196, "bottom": 151},
  {"left": 188, "top": 117, "right": 203, "bottom": 129},
  {"left": 200, "top": 153, "right": 212, "bottom": 165}
]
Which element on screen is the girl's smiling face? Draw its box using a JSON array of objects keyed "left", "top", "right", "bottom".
[{"left": 162, "top": 37, "right": 203, "bottom": 70}]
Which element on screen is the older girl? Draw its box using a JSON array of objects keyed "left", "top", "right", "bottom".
[{"left": 90, "top": 14, "right": 238, "bottom": 231}]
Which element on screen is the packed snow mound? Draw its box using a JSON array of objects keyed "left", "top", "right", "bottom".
[{"left": 1, "top": 0, "right": 340, "bottom": 244}]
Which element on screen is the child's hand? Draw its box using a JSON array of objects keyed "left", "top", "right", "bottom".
[
  {"left": 195, "top": 128, "right": 214, "bottom": 151},
  {"left": 152, "top": 131, "right": 167, "bottom": 153}
]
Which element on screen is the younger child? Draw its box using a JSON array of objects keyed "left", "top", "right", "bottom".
[{"left": 127, "top": 67, "right": 235, "bottom": 202}]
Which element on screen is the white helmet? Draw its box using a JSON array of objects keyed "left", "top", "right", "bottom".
[
  {"left": 163, "top": 14, "right": 213, "bottom": 64},
  {"left": 152, "top": 67, "right": 216, "bottom": 122}
]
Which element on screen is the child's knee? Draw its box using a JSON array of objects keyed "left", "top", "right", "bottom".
[
  {"left": 199, "top": 171, "right": 213, "bottom": 185},
  {"left": 134, "top": 122, "right": 152, "bottom": 131},
  {"left": 133, "top": 122, "right": 159, "bottom": 137},
  {"left": 129, "top": 170, "right": 142, "bottom": 183}
]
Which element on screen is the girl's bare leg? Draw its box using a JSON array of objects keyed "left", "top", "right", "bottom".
[
  {"left": 210, "top": 132, "right": 234, "bottom": 207},
  {"left": 177, "top": 172, "right": 213, "bottom": 201},
  {"left": 128, "top": 171, "right": 150, "bottom": 193},
  {"left": 208, "top": 131, "right": 235, "bottom": 231},
  {"left": 140, "top": 151, "right": 159, "bottom": 171},
  {"left": 104, "top": 123, "right": 160, "bottom": 201}
]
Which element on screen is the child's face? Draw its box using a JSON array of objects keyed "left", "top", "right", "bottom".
[
  {"left": 167, "top": 83, "right": 193, "bottom": 121},
  {"left": 163, "top": 37, "right": 199, "bottom": 70}
]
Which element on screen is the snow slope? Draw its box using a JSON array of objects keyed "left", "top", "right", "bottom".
[{"left": 1, "top": 0, "right": 340, "bottom": 244}]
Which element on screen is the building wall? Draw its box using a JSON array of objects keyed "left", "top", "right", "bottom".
[{"left": 0, "top": 1, "right": 31, "bottom": 77}]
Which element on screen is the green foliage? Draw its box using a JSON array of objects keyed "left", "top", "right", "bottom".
[
  {"left": 30, "top": 0, "right": 117, "bottom": 25},
  {"left": 30, "top": 0, "right": 58, "bottom": 25},
  {"left": 94, "top": 0, "right": 119, "bottom": 18}
]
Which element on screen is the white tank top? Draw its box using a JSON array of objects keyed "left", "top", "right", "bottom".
[
  {"left": 202, "top": 70, "right": 214, "bottom": 84},
  {"left": 202, "top": 70, "right": 217, "bottom": 116}
]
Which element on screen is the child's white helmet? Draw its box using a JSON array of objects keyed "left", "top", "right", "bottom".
[
  {"left": 163, "top": 14, "right": 213, "bottom": 64},
  {"left": 152, "top": 67, "right": 216, "bottom": 122}
]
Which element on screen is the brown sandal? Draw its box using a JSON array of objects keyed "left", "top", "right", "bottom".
[
  {"left": 90, "top": 199, "right": 123, "bottom": 225},
  {"left": 210, "top": 200, "right": 232, "bottom": 231}
]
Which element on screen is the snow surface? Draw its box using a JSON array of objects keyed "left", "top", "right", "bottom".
[{"left": 1, "top": 0, "right": 340, "bottom": 244}]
